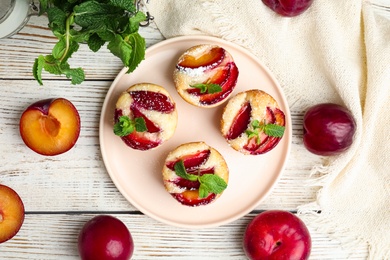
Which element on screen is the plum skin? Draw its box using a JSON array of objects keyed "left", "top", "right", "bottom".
[
  {"left": 0, "top": 184, "right": 25, "bottom": 244},
  {"left": 78, "top": 215, "right": 134, "bottom": 260},
  {"left": 303, "top": 103, "right": 356, "bottom": 156},
  {"left": 243, "top": 210, "right": 311, "bottom": 260},
  {"left": 19, "top": 98, "right": 81, "bottom": 156},
  {"left": 262, "top": 0, "right": 313, "bottom": 17}
]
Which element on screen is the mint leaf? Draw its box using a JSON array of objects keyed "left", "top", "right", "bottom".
[
  {"left": 173, "top": 160, "right": 187, "bottom": 179},
  {"left": 36, "top": 54, "right": 85, "bottom": 85},
  {"left": 33, "top": 55, "right": 45, "bottom": 86},
  {"left": 62, "top": 66, "right": 85, "bottom": 85},
  {"left": 87, "top": 34, "right": 106, "bottom": 52},
  {"left": 198, "top": 174, "right": 227, "bottom": 198},
  {"left": 52, "top": 36, "right": 67, "bottom": 60},
  {"left": 123, "top": 32, "right": 145, "bottom": 73},
  {"left": 190, "top": 84, "right": 207, "bottom": 93},
  {"left": 97, "top": 30, "right": 116, "bottom": 42},
  {"left": 74, "top": 2, "right": 120, "bottom": 30},
  {"left": 207, "top": 84, "right": 222, "bottom": 94},
  {"left": 60, "top": 38, "right": 79, "bottom": 63},
  {"left": 245, "top": 129, "right": 259, "bottom": 141},
  {"left": 46, "top": 7, "right": 67, "bottom": 35},
  {"left": 38, "top": 0, "right": 49, "bottom": 15},
  {"left": 42, "top": 55, "right": 62, "bottom": 75},
  {"left": 190, "top": 83, "right": 222, "bottom": 94},
  {"left": 252, "top": 120, "right": 261, "bottom": 128},
  {"left": 173, "top": 160, "right": 227, "bottom": 199},
  {"left": 127, "top": 11, "right": 147, "bottom": 33},
  {"left": 108, "top": 34, "right": 132, "bottom": 67},
  {"left": 246, "top": 119, "right": 285, "bottom": 143},
  {"left": 134, "top": 117, "right": 147, "bottom": 132},
  {"left": 107, "top": 32, "right": 146, "bottom": 73},
  {"left": 198, "top": 185, "right": 208, "bottom": 199},
  {"left": 34, "top": 0, "right": 146, "bottom": 85},
  {"left": 173, "top": 161, "right": 198, "bottom": 181},
  {"left": 264, "top": 124, "right": 285, "bottom": 137},
  {"left": 109, "top": 0, "right": 136, "bottom": 12},
  {"left": 114, "top": 116, "right": 134, "bottom": 136},
  {"left": 113, "top": 116, "right": 147, "bottom": 136},
  {"left": 69, "top": 29, "right": 91, "bottom": 43}
]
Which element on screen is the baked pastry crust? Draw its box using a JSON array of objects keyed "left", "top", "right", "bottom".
[
  {"left": 220, "top": 89, "right": 285, "bottom": 155},
  {"left": 115, "top": 83, "right": 178, "bottom": 150},
  {"left": 173, "top": 44, "right": 238, "bottom": 108},
  {"left": 162, "top": 142, "right": 229, "bottom": 206}
]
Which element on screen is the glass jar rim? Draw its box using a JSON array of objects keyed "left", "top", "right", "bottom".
[
  {"left": 0, "top": 0, "right": 16, "bottom": 24},
  {"left": 0, "top": 0, "right": 31, "bottom": 39}
]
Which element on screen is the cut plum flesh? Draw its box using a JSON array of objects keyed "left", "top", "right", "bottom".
[
  {"left": 186, "top": 65, "right": 231, "bottom": 96},
  {"left": 121, "top": 131, "right": 161, "bottom": 150},
  {"left": 226, "top": 101, "right": 252, "bottom": 140},
  {"left": 243, "top": 106, "right": 275, "bottom": 151},
  {"left": 170, "top": 167, "right": 215, "bottom": 190},
  {"left": 130, "top": 105, "right": 160, "bottom": 133},
  {"left": 172, "top": 190, "right": 216, "bottom": 207},
  {"left": 198, "top": 62, "right": 239, "bottom": 105},
  {"left": 130, "top": 91, "right": 175, "bottom": 113},
  {"left": 177, "top": 47, "right": 225, "bottom": 70},
  {"left": 114, "top": 109, "right": 161, "bottom": 150},
  {"left": 244, "top": 107, "right": 286, "bottom": 155},
  {"left": 165, "top": 149, "right": 211, "bottom": 171},
  {"left": 166, "top": 149, "right": 219, "bottom": 206},
  {"left": 274, "top": 107, "right": 285, "bottom": 125}
]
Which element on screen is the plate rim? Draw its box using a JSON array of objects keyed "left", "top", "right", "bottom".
[{"left": 99, "top": 35, "right": 292, "bottom": 229}]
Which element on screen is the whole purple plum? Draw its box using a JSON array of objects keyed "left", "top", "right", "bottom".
[{"left": 262, "top": 0, "right": 314, "bottom": 17}]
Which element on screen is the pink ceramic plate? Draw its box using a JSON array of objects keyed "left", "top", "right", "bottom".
[{"left": 99, "top": 35, "right": 291, "bottom": 229}]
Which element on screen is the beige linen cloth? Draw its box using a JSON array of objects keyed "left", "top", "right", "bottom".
[{"left": 147, "top": 1, "right": 390, "bottom": 259}]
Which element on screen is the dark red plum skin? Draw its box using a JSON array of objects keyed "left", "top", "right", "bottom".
[
  {"left": 172, "top": 192, "right": 216, "bottom": 207},
  {"left": 243, "top": 210, "right": 311, "bottom": 260},
  {"left": 26, "top": 98, "right": 55, "bottom": 115},
  {"left": 78, "top": 215, "right": 134, "bottom": 260},
  {"left": 262, "top": 0, "right": 313, "bottom": 17},
  {"left": 303, "top": 103, "right": 356, "bottom": 156}
]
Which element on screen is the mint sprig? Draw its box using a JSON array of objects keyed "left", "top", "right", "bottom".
[
  {"left": 113, "top": 116, "right": 147, "bottom": 136},
  {"left": 174, "top": 160, "right": 227, "bottom": 199},
  {"left": 246, "top": 120, "right": 285, "bottom": 144},
  {"left": 33, "top": 0, "right": 146, "bottom": 85},
  {"left": 190, "top": 83, "right": 222, "bottom": 94}
]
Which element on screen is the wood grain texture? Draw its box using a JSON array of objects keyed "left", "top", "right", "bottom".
[
  {"left": 0, "top": 79, "right": 322, "bottom": 212},
  {"left": 2, "top": 4, "right": 389, "bottom": 258},
  {"left": 0, "top": 214, "right": 368, "bottom": 259}
]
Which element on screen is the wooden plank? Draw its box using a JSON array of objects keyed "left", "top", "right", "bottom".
[
  {"left": 0, "top": 213, "right": 368, "bottom": 259},
  {"left": 0, "top": 79, "right": 322, "bottom": 212},
  {"left": 0, "top": 79, "right": 134, "bottom": 211},
  {"left": 2, "top": 5, "right": 388, "bottom": 259}
]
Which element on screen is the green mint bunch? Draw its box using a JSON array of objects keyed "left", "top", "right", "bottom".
[
  {"left": 246, "top": 119, "right": 285, "bottom": 144},
  {"left": 174, "top": 160, "right": 227, "bottom": 199},
  {"left": 33, "top": 0, "right": 147, "bottom": 85}
]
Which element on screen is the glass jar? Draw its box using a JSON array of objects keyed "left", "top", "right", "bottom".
[{"left": 0, "top": 0, "right": 37, "bottom": 39}]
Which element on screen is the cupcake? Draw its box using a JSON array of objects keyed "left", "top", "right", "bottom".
[
  {"left": 173, "top": 44, "right": 239, "bottom": 108},
  {"left": 114, "top": 83, "right": 178, "bottom": 150},
  {"left": 162, "top": 142, "right": 229, "bottom": 207},
  {"left": 220, "top": 89, "right": 286, "bottom": 155}
]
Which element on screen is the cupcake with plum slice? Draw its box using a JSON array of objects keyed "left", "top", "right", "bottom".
[
  {"left": 114, "top": 83, "right": 178, "bottom": 151},
  {"left": 173, "top": 44, "right": 239, "bottom": 108},
  {"left": 163, "top": 142, "right": 229, "bottom": 207},
  {"left": 220, "top": 89, "right": 286, "bottom": 155}
]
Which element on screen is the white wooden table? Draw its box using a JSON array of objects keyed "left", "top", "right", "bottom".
[{"left": 1, "top": 5, "right": 388, "bottom": 258}]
